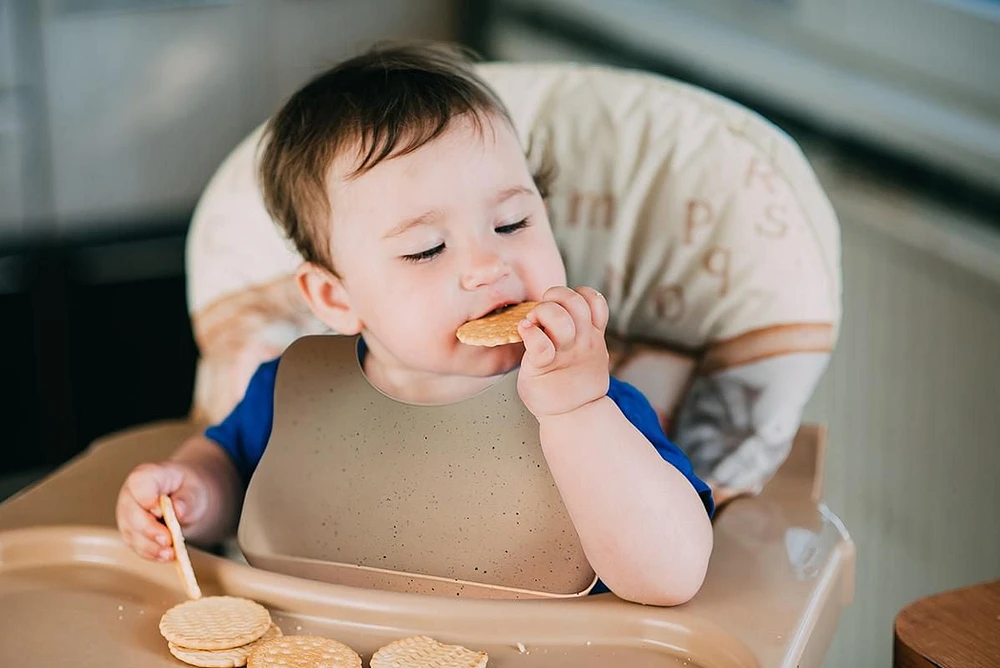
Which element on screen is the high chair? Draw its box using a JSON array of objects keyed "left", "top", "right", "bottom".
[{"left": 0, "top": 62, "right": 853, "bottom": 667}]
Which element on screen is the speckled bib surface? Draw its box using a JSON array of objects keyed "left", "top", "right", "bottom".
[{"left": 238, "top": 335, "right": 596, "bottom": 598}]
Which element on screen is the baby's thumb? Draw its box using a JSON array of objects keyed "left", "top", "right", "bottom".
[
  {"left": 126, "top": 463, "right": 185, "bottom": 515},
  {"left": 169, "top": 485, "right": 204, "bottom": 526}
]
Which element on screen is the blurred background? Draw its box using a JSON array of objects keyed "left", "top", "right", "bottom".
[{"left": 1, "top": 0, "right": 998, "bottom": 664}]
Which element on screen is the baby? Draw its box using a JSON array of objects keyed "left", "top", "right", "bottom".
[{"left": 116, "top": 43, "right": 714, "bottom": 606}]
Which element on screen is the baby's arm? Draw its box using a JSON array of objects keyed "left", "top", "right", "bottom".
[
  {"left": 169, "top": 435, "right": 245, "bottom": 543},
  {"left": 518, "top": 286, "right": 712, "bottom": 606},
  {"left": 115, "top": 435, "right": 243, "bottom": 561},
  {"left": 538, "top": 400, "right": 713, "bottom": 606}
]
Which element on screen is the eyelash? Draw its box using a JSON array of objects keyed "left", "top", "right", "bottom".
[
  {"left": 401, "top": 219, "right": 529, "bottom": 263},
  {"left": 402, "top": 244, "right": 444, "bottom": 263}
]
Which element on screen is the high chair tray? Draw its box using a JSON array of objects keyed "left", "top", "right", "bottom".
[
  {"left": 0, "top": 420, "right": 854, "bottom": 667},
  {"left": 0, "top": 524, "right": 758, "bottom": 667}
]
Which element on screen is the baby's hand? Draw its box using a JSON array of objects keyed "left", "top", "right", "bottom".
[
  {"left": 115, "top": 462, "right": 205, "bottom": 562},
  {"left": 517, "top": 286, "right": 611, "bottom": 419}
]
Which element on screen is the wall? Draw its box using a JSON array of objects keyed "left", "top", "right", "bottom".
[{"left": 1, "top": 0, "right": 457, "bottom": 242}]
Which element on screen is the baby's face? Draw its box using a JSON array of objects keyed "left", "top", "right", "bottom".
[{"left": 327, "top": 113, "right": 566, "bottom": 385}]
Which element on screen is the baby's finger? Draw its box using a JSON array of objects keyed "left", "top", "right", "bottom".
[
  {"left": 518, "top": 319, "right": 556, "bottom": 368},
  {"left": 576, "top": 286, "right": 610, "bottom": 331},
  {"left": 126, "top": 528, "right": 174, "bottom": 562},
  {"left": 542, "top": 286, "right": 593, "bottom": 332},
  {"left": 169, "top": 487, "right": 200, "bottom": 525},
  {"left": 529, "top": 300, "right": 576, "bottom": 350},
  {"left": 125, "top": 464, "right": 184, "bottom": 515},
  {"left": 121, "top": 493, "right": 173, "bottom": 548}
]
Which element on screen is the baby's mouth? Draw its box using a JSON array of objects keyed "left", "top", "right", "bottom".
[
  {"left": 488, "top": 303, "right": 517, "bottom": 316},
  {"left": 473, "top": 302, "right": 519, "bottom": 322}
]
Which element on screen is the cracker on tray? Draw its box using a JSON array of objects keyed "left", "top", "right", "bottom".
[
  {"left": 159, "top": 596, "right": 272, "bottom": 651},
  {"left": 246, "top": 635, "right": 362, "bottom": 668},
  {"left": 370, "top": 635, "right": 488, "bottom": 668},
  {"left": 168, "top": 623, "right": 283, "bottom": 667}
]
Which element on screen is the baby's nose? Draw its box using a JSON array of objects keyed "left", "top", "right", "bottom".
[{"left": 461, "top": 248, "right": 510, "bottom": 290}]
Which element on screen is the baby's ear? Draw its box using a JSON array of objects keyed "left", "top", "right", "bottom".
[{"left": 295, "top": 262, "right": 363, "bottom": 335}]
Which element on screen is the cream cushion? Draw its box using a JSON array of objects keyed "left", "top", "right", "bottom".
[{"left": 186, "top": 62, "right": 841, "bottom": 492}]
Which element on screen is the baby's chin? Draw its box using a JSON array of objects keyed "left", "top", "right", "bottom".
[{"left": 452, "top": 340, "right": 525, "bottom": 377}]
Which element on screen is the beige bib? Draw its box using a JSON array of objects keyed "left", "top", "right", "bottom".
[{"left": 238, "top": 334, "right": 597, "bottom": 599}]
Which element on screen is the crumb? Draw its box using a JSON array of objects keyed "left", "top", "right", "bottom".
[
  {"left": 117, "top": 605, "right": 124, "bottom": 611},
  {"left": 586, "top": 641, "right": 592, "bottom": 646},
  {"left": 296, "top": 625, "right": 303, "bottom": 631},
  {"left": 516, "top": 642, "right": 527, "bottom": 654}
]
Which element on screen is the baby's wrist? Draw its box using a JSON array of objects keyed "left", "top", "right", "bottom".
[{"left": 534, "top": 394, "right": 612, "bottom": 427}]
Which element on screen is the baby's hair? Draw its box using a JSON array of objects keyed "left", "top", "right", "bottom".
[{"left": 258, "top": 41, "right": 554, "bottom": 271}]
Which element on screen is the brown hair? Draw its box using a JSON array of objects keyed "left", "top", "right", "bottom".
[{"left": 258, "top": 41, "right": 552, "bottom": 271}]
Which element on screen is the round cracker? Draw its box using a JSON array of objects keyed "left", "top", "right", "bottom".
[
  {"left": 370, "top": 635, "right": 488, "bottom": 668},
  {"left": 456, "top": 302, "right": 537, "bottom": 347},
  {"left": 247, "top": 635, "right": 361, "bottom": 668},
  {"left": 168, "top": 623, "right": 283, "bottom": 667},
  {"left": 160, "top": 596, "right": 272, "bottom": 651}
]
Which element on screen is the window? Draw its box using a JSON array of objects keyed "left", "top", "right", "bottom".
[{"left": 492, "top": 0, "right": 1000, "bottom": 191}]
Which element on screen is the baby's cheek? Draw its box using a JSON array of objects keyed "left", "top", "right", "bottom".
[
  {"left": 390, "top": 307, "right": 450, "bottom": 357},
  {"left": 525, "top": 247, "right": 567, "bottom": 293}
]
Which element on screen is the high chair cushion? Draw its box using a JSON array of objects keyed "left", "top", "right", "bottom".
[{"left": 186, "top": 62, "right": 841, "bottom": 494}]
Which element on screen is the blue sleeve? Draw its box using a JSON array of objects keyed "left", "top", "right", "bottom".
[
  {"left": 607, "top": 377, "right": 715, "bottom": 519},
  {"left": 204, "top": 359, "right": 279, "bottom": 483}
]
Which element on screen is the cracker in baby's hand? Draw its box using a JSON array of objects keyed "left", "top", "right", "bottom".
[
  {"left": 456, "top": 301, "right": 538, "bottom": 347},
  {"left": 370, "top": 635, "right": 488, "bottom": 668},
  {"left": 247, "top": 635, "right": 362, "bottom": 668},
  {"left": 159, "top": 493, "right": 202, "bottom": 600},
  {"left": 159, "top": 596, "right": 272, "bottom": 651}
]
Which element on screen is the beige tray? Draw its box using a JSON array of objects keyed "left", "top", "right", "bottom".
[
  {"left": 0, "top": 525, "right": 755, "bottom": 667},
  {"left": 0, "top": 420, "right": 855, "bottom": 667}
]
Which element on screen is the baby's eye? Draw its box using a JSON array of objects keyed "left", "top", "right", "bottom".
[
  {"left": 496, "top": 219, "right": 529, "bottom": 235},
  {"left": 402, "top": 243, "right": 444, "bottom": 263}
]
